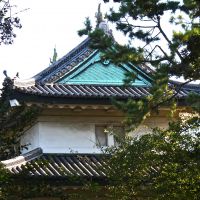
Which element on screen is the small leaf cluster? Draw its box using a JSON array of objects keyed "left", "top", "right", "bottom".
[{"left": 0, "top": 0, "right": 22, "bottom": 45}]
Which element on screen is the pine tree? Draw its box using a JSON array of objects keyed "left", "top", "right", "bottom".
[
  {"left": 78, "top": 1, "right": 200, "bottom": 199},
  {"left": 79, "top": 0, "right": 200, "bottom": 128}
]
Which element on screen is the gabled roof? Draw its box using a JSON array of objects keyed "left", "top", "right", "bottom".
[
  {"left": 31, "top": 37, "right": 153, "bottom": 86},
  {"left": 10, "top": 37, "right": 157, "bottom": 102},
  {"left": 9, "top": 37, "right": 200, "bottom": 102}
]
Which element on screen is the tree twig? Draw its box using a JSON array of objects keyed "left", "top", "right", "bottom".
[{"left": 157, "top": 15, "right": 183, "bottom": 61}]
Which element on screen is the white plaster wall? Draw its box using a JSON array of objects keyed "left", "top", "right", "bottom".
[
  {"left": 129, "top": 117, "right": 169, "bottom": 137},
  {"left": 39, "top": 122, "right": 101, "bottom": 153},
  {"left": 20, "top": 124, "right": 39, "bottom": 154},
  {"left": 20, "top": 121, "right": 109, "bottom": 154},
  {"left": 20, "top": 115, "right": 169, "bottom": 154}
]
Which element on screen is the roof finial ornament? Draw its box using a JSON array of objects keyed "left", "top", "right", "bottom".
[
  {"left": 95, "top": 3, "right": 113, "bottom": 37},
  {"left": 95, "top": 3, "right": 103, "bottom": 27}
]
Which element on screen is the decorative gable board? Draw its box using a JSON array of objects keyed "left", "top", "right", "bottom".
[{"left": 58, "top": 50, "right": 151, "bottom": 86}]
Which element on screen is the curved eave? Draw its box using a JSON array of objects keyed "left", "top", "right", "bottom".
[
  {"left": 12, "top": 84, "right": 151, "bottom": 100},
  {"left": 8, "top": 81, "right": 200, "bottom": 107}
]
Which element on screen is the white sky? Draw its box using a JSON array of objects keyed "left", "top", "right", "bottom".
[
  {"left": 0, "top": 0, "right": 120, "bottom": 84},
  {"left": 1, "top": 1, "right": 194, "bottom": 85}
]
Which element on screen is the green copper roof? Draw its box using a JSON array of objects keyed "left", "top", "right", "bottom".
[{"left": 58, "top": 51, "right": 151, "bottom": 86}]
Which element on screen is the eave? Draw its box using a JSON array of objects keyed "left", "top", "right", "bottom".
[
  {"left": 1, "top": 148, "right": 109, "bottom": 185},
  {"left": 10, "top": 82, "right": 200, "bottom": 107}
]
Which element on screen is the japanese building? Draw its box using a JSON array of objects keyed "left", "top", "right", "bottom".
[{"left": 1, "top": 11, "right": 200, "bottom": 199}]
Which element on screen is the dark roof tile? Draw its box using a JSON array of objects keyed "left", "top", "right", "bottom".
[
  {"left": 2, "top": 148, "right": 107, "bottom": 179},
  {"left": 12, "top": 82, "right": 200, "bottom": 100}
]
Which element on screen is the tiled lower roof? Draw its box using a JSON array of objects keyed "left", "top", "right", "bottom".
[
  {"left": 13, "top": 83, "right": 200, "bottom": 99},
  {"left": 2, "top": 148, "right": 107, "bottom": 179}
]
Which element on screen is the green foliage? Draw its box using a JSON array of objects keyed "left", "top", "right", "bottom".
[
  {"left": 113, "top": 64, "right": 175, "bottom": 130},
  {"left": 0, "top": 0, "right": 22, "bottom": 45},
  {"left": 0, "top": 78, "right": 41, "bottom": 159},
  {"left": 0, "top": 163, "right": 12, "bottom": 200},
  {"left": 113, "top": 98, "right": 149, "bottom": 130},
  {"left": 108, "top": 0, "right": 200, "bottom": 82},
  {"left": 183, "top": 0, "right": 200, "bottom": 19},
  {"left": 187, "top": 93, "right": 200, "bottom": 112},
  {"left": 0, "top": 177, "right": 108, "bottom": 200},
  {"left": 78, "top": 17, "right": 92, "bottom": 36},
  {"left": 105, "top": 118, "right": 200, "bottom": 200}
]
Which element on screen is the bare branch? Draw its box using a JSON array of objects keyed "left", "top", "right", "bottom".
[
  {"left": 122, "top": 17, "right": 157, "bottom": 29},
  {"left": 129, "top": 24, "right": 157, "bottom": 29},
  {"left": 157, "top": 16, "right": 183, "bottom": 61},
  {"left": 145, "top": 45, "right": 169, "bottom": 61},
  {"left": 142, "top": 31, "right": 160, "bottom": 49}
]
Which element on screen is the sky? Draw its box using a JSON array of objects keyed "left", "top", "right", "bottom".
[{"left": 0, "top": 0, "right": 120, "bottom": 84}]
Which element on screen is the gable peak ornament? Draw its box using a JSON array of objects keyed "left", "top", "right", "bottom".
[
  {"left": 95, "top": 3, "right": 113, "bottom": 37},
  {"left": 95, "top": 3, "right": 103, "bottom": 26}
]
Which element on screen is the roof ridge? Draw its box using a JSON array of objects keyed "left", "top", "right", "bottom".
[
  {"left": 1, "top": 148, "right": 43, "bottom": 169},
  {"left": 14, "top": 78, "right": 36, "bottom": 87},
  {"left": 34, "top": 37, "right": 91, "bottom": 83}
]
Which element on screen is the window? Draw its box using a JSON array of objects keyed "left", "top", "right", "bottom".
[
  {"left": 95, "top": 125, "right": 108, "bottom": 147},
  {"left": 95, "top": 125, "right": 124, "bottom": 147}
]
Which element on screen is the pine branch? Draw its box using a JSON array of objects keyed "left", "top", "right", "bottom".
[
  {"left": 152, "top": 79, "right": 193, "bottom": 110},
  {"left": 157, "top": 16, "right": 183, "bottom": 61}
]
